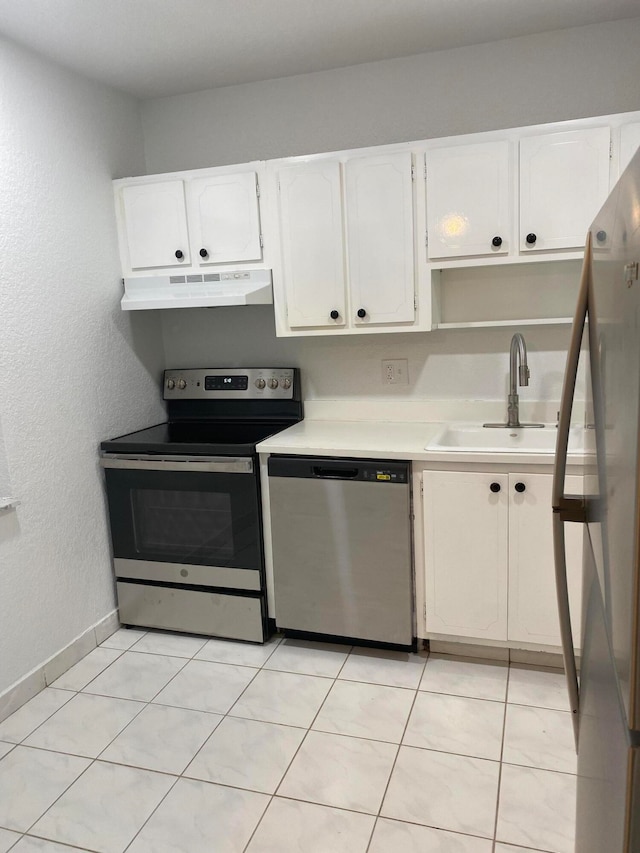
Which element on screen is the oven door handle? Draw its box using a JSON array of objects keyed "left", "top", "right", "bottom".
[{"left": 100, "top": 455, "right": 254, "bottom": 474}]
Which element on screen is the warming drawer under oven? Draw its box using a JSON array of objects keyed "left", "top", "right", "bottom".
[{"left": 101, "top": 453, "right": 266, "bottom": 641}]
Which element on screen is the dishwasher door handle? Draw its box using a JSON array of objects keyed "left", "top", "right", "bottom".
[{"left": 312, "top": 466, "right": 359, "bottom": 479}]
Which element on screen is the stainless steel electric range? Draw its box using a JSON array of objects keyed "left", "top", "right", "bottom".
[{"left": 100, "top": 367, "right": 302, "bottom": 643}]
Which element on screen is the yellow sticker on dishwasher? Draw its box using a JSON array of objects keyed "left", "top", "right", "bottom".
[{"left": 377, "top": 473, "right": 391, "bottom": 480}]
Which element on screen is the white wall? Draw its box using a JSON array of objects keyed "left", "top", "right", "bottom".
[
  {"left": 160, "top": 308, "right": 573, "bottom": 411},
  {"left": 145, "top": 20, "right": 640, "bottom": 404},
  {"left": 142, "top": 18, "right": 640, "bottom": 171},
  {"left": 0, "top": 37, "right": 166, "bottom": 695}
]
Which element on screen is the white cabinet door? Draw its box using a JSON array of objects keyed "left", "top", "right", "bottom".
[
  {"left": 121, "top": 181, "right": 190, "bottom": 269},
  {"left": 620, "top": 123, "right": 640, "bottom": 177},
  {"left": 519, "top": 127, "right": 610, "bottom": 252},
  {"left": 278, "top": 161, "right": 346, "bottom": 328},
  {"left": 423, "top": 470, "right": 508, "bottom": 641},
  {"left": 508, "top": 473, "right": 583, "bottom": 646},
  {"left": 345, "top": 152, "right": 416, "bottom": 325},
  {"left": 426, "top": 140, "right": 510, "bottom": 260},
  {"left": 187, "top": 172, "right": 262, "bottom": 265}
]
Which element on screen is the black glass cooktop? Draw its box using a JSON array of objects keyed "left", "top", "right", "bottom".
[{"left": 100, "top": 420, "right": 291, "bottom": 457}]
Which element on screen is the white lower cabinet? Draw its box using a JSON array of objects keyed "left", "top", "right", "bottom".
[
  {"left": 508, "top": 472, "right": 583, "bottom": 646},
  {"left": 423, "top": 470, "right": 508, "bottom": 641},
  {"left": 421, "top": 468, "right": 582, "bottom": 649}
]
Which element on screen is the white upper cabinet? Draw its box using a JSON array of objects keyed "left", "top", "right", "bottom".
[
  {"left": 277, "top": 160, "right": 346, "bottom": 329},
  {"left": 345, "top": 152, "right": 415, "bottom": 325},
  {"left": 115, "top": 166, "right": 265, "bottom": 276},
  {"left": 273, "top": 151, "right": 418, "bottom": 333},
  {"left": 187, "top": 172, "right": 262, "bottom": 266},
  {"left": 426, "top": 140, "right": 510, "bottom": 260},
  {"left": 519, "top": 127, "right": 611, "bottom": 252},
  {"left": 121, "top": 180, "right": 191, "bottom": 270},
  {"left": 619, "top": 122, "right": 640, "bottom": 177}
]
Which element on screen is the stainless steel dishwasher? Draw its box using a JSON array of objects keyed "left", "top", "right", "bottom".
[{"left": 268, "top": 456, "right": 413, "bottom": 646}]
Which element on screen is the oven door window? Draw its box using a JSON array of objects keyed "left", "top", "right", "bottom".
[
  {"left": 104, "top": 467, "right": 261, "bottom": 570},
  {"left": 131, "top": 489, "right": 233, "bottom": 559}
]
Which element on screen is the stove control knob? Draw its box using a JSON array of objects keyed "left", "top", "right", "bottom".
[
  {"left": 166, "top": 379, "right": 175, "bottom": 390},
  {"left": 177, "top": 379, "right": 187, "bottom": 390},
  {"left": 255, "top": 378, "right": 266, "bottom": 390},
  {"left": 267, "top": 378, "right": 279, "bottom": 389},
  {"left": 281, "top": 377, "right": 292, "bottom": 390}
]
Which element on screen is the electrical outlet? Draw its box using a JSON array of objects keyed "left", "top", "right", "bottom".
[{"left": 382, "top": 359, "right": 409, "bottom": 385}]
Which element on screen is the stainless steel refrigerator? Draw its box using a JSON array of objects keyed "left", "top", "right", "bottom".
[{"left": 553, "top": 147, "right": 640, "bottom": 852}]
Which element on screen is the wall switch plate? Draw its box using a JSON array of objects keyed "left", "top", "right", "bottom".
[{"left": 382, "top": 359, "right": 409, "bottom": 385}]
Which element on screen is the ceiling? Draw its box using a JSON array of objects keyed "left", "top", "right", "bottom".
[{"left": 0, "top": 0, "right": 638, "bottom": 100}]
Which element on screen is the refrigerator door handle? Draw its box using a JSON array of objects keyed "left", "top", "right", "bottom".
[{"left": 552, "top": 231, "right": 592, "bottom": 749}]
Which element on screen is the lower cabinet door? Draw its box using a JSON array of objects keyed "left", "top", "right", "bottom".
[
  {"left": 423, "top": 470, "right": 508, "bottom": 641},
  {"left": 508, "top": 472, "right": 583, "bottom": 647}
]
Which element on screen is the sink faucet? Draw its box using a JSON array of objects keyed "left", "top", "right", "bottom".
[
  {"left": 484, "top": 333, "right": 544, "bottom": 429},
  {"left": 508, "top": 333, "right": 529, "bottom": 427}
]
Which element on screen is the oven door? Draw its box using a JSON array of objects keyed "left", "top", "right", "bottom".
[{"left": 101, "top": 454, "right": 262, "bottom": 591}]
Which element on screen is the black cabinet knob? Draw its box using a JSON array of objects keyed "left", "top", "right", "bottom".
[
  {"left": 330, "top": 310, "right": 340, "bottom": 320},
  {"left": 490, "top": 482, "right": 501, "bottom": 493},
  {"left": 515, "top": 482, "right": 526, "bottom": 493},
  {"left": 596, "top": 230, "right": 607, "bottom": 243},
  {"left": 525, "top": 233, "right": 537, "bottom": 245},
  {"left": 175, "top": 249, "right": 184, "bottom": 259},
  {"left": 199, "top": 248, "right": 208, "bottom": 258},
  {"left": 492, "top": 236, "right": 503, "bottom": 247},
  {"left": 357, "top": 308, "right": 367, "bottom": 319}
]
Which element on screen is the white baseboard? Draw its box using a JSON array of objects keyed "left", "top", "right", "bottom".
[
  {"left": 0, "top": 609, "right": 120, "bottom": 724},
  {"left": 428, "top": 639, "right": 566, "bottom": 669}
]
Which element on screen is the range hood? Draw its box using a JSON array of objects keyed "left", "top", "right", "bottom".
[{"left": 120, "top": 269, "right": 273, "bottom": 311}]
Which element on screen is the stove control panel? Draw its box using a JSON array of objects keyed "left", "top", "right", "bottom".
[{"left": 164, "top": 367, "right": 297, "bottom": 400}]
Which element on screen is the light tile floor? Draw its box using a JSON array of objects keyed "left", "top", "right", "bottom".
[{"left": 0, "top": 629, "right": 577, "bottom": 853}]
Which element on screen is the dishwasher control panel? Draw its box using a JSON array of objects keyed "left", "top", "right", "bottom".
[
  {"left": 361, "top": 467, "right": 407, "bottom": 483},
  {"left": 268, "top": 456, "right": 409, "bottom": 483}
]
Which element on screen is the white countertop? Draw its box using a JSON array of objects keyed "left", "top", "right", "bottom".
[
  {"left": 258, "top": 419, "right": 444, "bottom": 460},
  {"left": 257, "top": 418, "right": 585, "bottom": 466}
]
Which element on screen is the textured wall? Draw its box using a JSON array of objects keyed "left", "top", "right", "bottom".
[
  {"left": 160, "top": 307, "right": 578, "bottom": 409},
  {"left": 142, "top": 18, "right": 640, "bottom": 171},
  {"left": 0, "top": 37, "right": 166, "bottom": 695}
]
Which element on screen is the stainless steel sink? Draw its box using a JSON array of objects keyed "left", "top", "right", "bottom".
[{"left": 426, "top": 424, "right": 584, "bottom": 453}]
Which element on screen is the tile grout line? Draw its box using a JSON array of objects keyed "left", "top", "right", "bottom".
[
  {"left": 162, "top": 639, "right": 285, "bottom": 788},
  {"left": 11, "top": 633, "right": 195, "bottom": 850},
  {"left": 90, "top": 634, "right": 239, "bottom": 771},
  {"left": 4, "top": 636, "right": 573, "bottom": 852},
  {"left": 140, "top": 634, "right": 285, "bottom": 853},
  {"left": 121, "top": 771, "right": 183, "bottom": 852},
  {"left": 92, "top": 634, "right": 286, "bottom": 787},
  {"left": 0, "top": 688, "right": 79, "bottom": 748},
  {"left": 491, "top": 661, "right": 511, "bottom": 848},
  {"left": 94, "top": 631, "right": 214, "bottom": 853},
  {"left": 240, "top": 642, "right": 355, "bottom": 852},
  {"left": 49, "top": 644, "right": 128, "bottom": 692},
  {"left": 365, "top": 665, "right": 425, "bottom": 853}
]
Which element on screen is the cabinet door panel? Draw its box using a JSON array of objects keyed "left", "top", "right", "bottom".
[
  {"left": 346, "top": 152, "right": 415, "bottom": 325},
  {"left": 426, "top": 141, "right": 510, "bottom": 259},
  {"left": 188, "top": 172, "right": 262, "bottom": 265},
  {"left": 620, "top": 123, "right": 640, "bottom": 178},
  {"left": 508, "top": 473, "right": 582, "bottom": 646},
  {"left": 121, "top": 181, "right": 190, "bottom": 270},
  {"left": 278, "top": 162, "right": 346, "bottom": 328},
  {"left": 423, "top": 471, "right": 508, "bottom": 640},
  {"left": 519, "top": 127, "right": 610, "bottom": 252}
]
